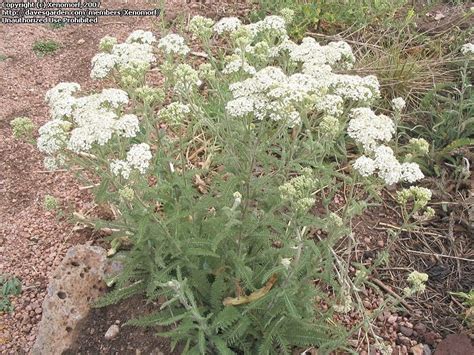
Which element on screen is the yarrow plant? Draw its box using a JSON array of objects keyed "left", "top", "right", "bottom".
[{"left": 34, "top": 13, "right": 433, "bottom": 353}]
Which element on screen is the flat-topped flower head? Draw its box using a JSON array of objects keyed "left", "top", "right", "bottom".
[
  {"left": 353, "top": 156, "right": 376, "bottom": 177},
  {"left": 174, "top": 64, "right": 202, "bottom": 93},
  {"left": 408, "top": 138, "right": 430, "bottom": 155},
  {"left": 115, "top": 114, "right": 140, "bottom": 138},
  {"left": 347, "top": 108, "right": 395, "bottom": 152},
  {"left": 214, "top": 17, "right": 242, "bottom": 35},
  {"left": 158, "top": 102, "right": 190, "bottom": 126},
  {"left": 158, "top": 33, "right": 190, "bottom": 56},
  {"left": 100, "top": 88, "right": 129, "bottom": 108},
  {"left": 189, "top": 15, "right": 214, "bottom": 39},
  {"left": 126, "top": 30, "right": 156, "bottom": 45},
  {"left": 91, "top": 53, "right": 117, "bottom": 79},
  {"left": 400, "top": 162, "right": 424, "bottom": 183},
  {"left": 112, "top": 42, "right": 155, "bottom": 69},
  {"left": 279, "top": 8, "right": 295, "bottom": 24},
  {"left": 37, "top": 119, "right": 71, "bottom": 154},
  {"left": 373, "top": 145, "right": 402, "bottom": 185},
  {"left": 391, "top": 97, "right": 406, "bottom": 112},
  {"left": 126, "top": 143, "right": 152, "bottom": 174}
]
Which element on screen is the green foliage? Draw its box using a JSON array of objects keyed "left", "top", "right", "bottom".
[
  {"left": 33, "top": 39, "right": 60, "bottom": 56},
  {"left": 0, "top": 54, "right": 8, "bottom": 61},
  {"left": 408, "top": 61, "right": 474, "bottom": 177},
  {"left": 0, "top": 275, "right": 22, "bottom": 313},
  {"left": 450, "top": 289, "right": 474, "bottom": 326}
]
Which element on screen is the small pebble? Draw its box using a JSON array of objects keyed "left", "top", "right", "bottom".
[{"left": 104, "top": 324, "right": 120, "bottom": 340}]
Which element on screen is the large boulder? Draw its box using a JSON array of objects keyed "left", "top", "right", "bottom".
[{"left": 31, "top": 245, "right": 108, "bottom": 355}]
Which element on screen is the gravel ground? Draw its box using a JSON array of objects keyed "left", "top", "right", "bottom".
[{"left": 0, "top": 1, "right": 187, "bottom": 351}]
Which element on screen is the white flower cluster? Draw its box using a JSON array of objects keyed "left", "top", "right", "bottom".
[
  {"left": 158, "top": 33, "right": 190, "bottom": 56},
  {"left": 353, "top": 145, "right": 424, "bottom": 185},
  {"left": 189, "top": 15, "right": 214, "bottom": 39},
  {"left": 126, "top": 30, "right": 156, "bottom": 45},
  {"left": 249, "top": 15, "right": 287, "bottom": 38},
  {"left": 391, "top": 97, "right": 406, "bottom": 112},
  {"left": 214, "top": 17, "right": 242, "bottom": 35},
  {"left": 39, "top": 83, "right": 142, "bottom": 167},
  {"left": 222, "top": 55, "right": 256, "bottom": 75},
  {"left": 279, "top": 8, "right": 295, "bottom": 24},
  {"left": 227, "top": 66, "right": 335, "bottom": 127},
  {"left": 110, "top": 143, "right": 152, "bottom": 179},
  {"left": 91, "top": 33, "right": 156, "bottom": 79},
  {"left": 461, "top": 43, "right": 474, "bottom": 56},
  {"left": 158, "top": 102, "right": 191, "bottom": 126},
  {"left": 37, "top": 119, "right": 71, "bottom": 154},
  {"left": 347, "top": 108, "right": 395, "bottom": 152},
  {"left": 45, "top": 82, "right": 81, "bottom": 119},
  {"left": 285, "top": 37, "right": 355, "bottom": 69},
  {"left": 174, "top": 64, "right": 202, "bottom": 94}
]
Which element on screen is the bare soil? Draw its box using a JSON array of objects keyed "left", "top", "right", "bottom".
[{"left": 63, "top": 295, "right": 181, "bottom": 355}]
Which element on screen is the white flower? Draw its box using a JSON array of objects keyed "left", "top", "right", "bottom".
[
  {"left": 115, "top": 114, "right": 140, "bottom": 138},
  {"left": 174, "top": 64, "right": 202, "bottom": 93},
  {"left": 91, "top": 53, "right": 117, "bottom": 79},
  {"left": 43, "top": 156, "right": 60, "bottom": 171},
  {"left": 225, "top": 97, "right": 257, "bottom": 118},
  {"left": 373, "top": 145, "right": 402, "bottom": 185},
  {"left": 214, "top": 17, "right": 242, "bottom": 35},
  {"left": 287, "top": 37, "right": 354, "bottom": 69},
  {"left": 391, "top": 97, "right": 406, "bottom": 112},
  {"left": 189, "top": 15, "right": 214, "bottom": 38},
  {"left": 257, "top": 15, "right": 287, "bottom": 37},
  {"left": 347, "top": 108, "right": 395, "bottom": 152},
  {"left": 353, "top": 156, "right": 376, "bottom": 177},
  {"left": 45, "top": 82, "right": 81, "bottom": 104},
  {"left": 126, "top": 143, "right": 152, "bottom": 174},
  {"left": 111, "top": 42, "right": 155, "bottom": 69},
  {"left": 158, "top": 102, "right": 191, "bottom": 125},
  {"left": 222, "top": 56, "right": 256, "bottom": 75},
  {"left": 37, "top": 119, "right": 70, "bottom": 154},
  {"left": 126, "top": 30, "right": 156, "bottom": 44},
  {"left": 99, "top": 88, "right": 129, "bottom": 108},
  {"left": 158, "top": 34, "right": 190, "bottom": 56},
  {"left": 400, "top": 162, "right": 424, "bottom": 183},
  {"left": 110, "top": 159, "right": 132, "bottom": 179},
  {"left": 331, "top": 74, "right": 380, "bottom": 103},
  {"left": 45, "top": 83, "right": 81, "bottom": 119},
  {"left": 314, "top": 94, "right": 343, "bottom": 116},
  {"left": 280, "top": 258, "right": 292, "bottom": 270},
  {"left": 461, "top": 43, "right": 474, "bottom": 56},
  {"left": 279, "top": 8, "right": 295, "bottom": 24}
]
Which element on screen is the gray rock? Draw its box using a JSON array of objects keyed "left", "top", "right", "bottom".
[
  {"left": 400, "top": 325, "right": 414, "bottom": 337},
  {"left": 31, "top": 245, "right": 108, "bottom": 355},
  {"left": 104, "top": 324, "right": 120, "bottom": 340},
  {"left": 423, "top": 344, "right": 432, "bottom": 355}
]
